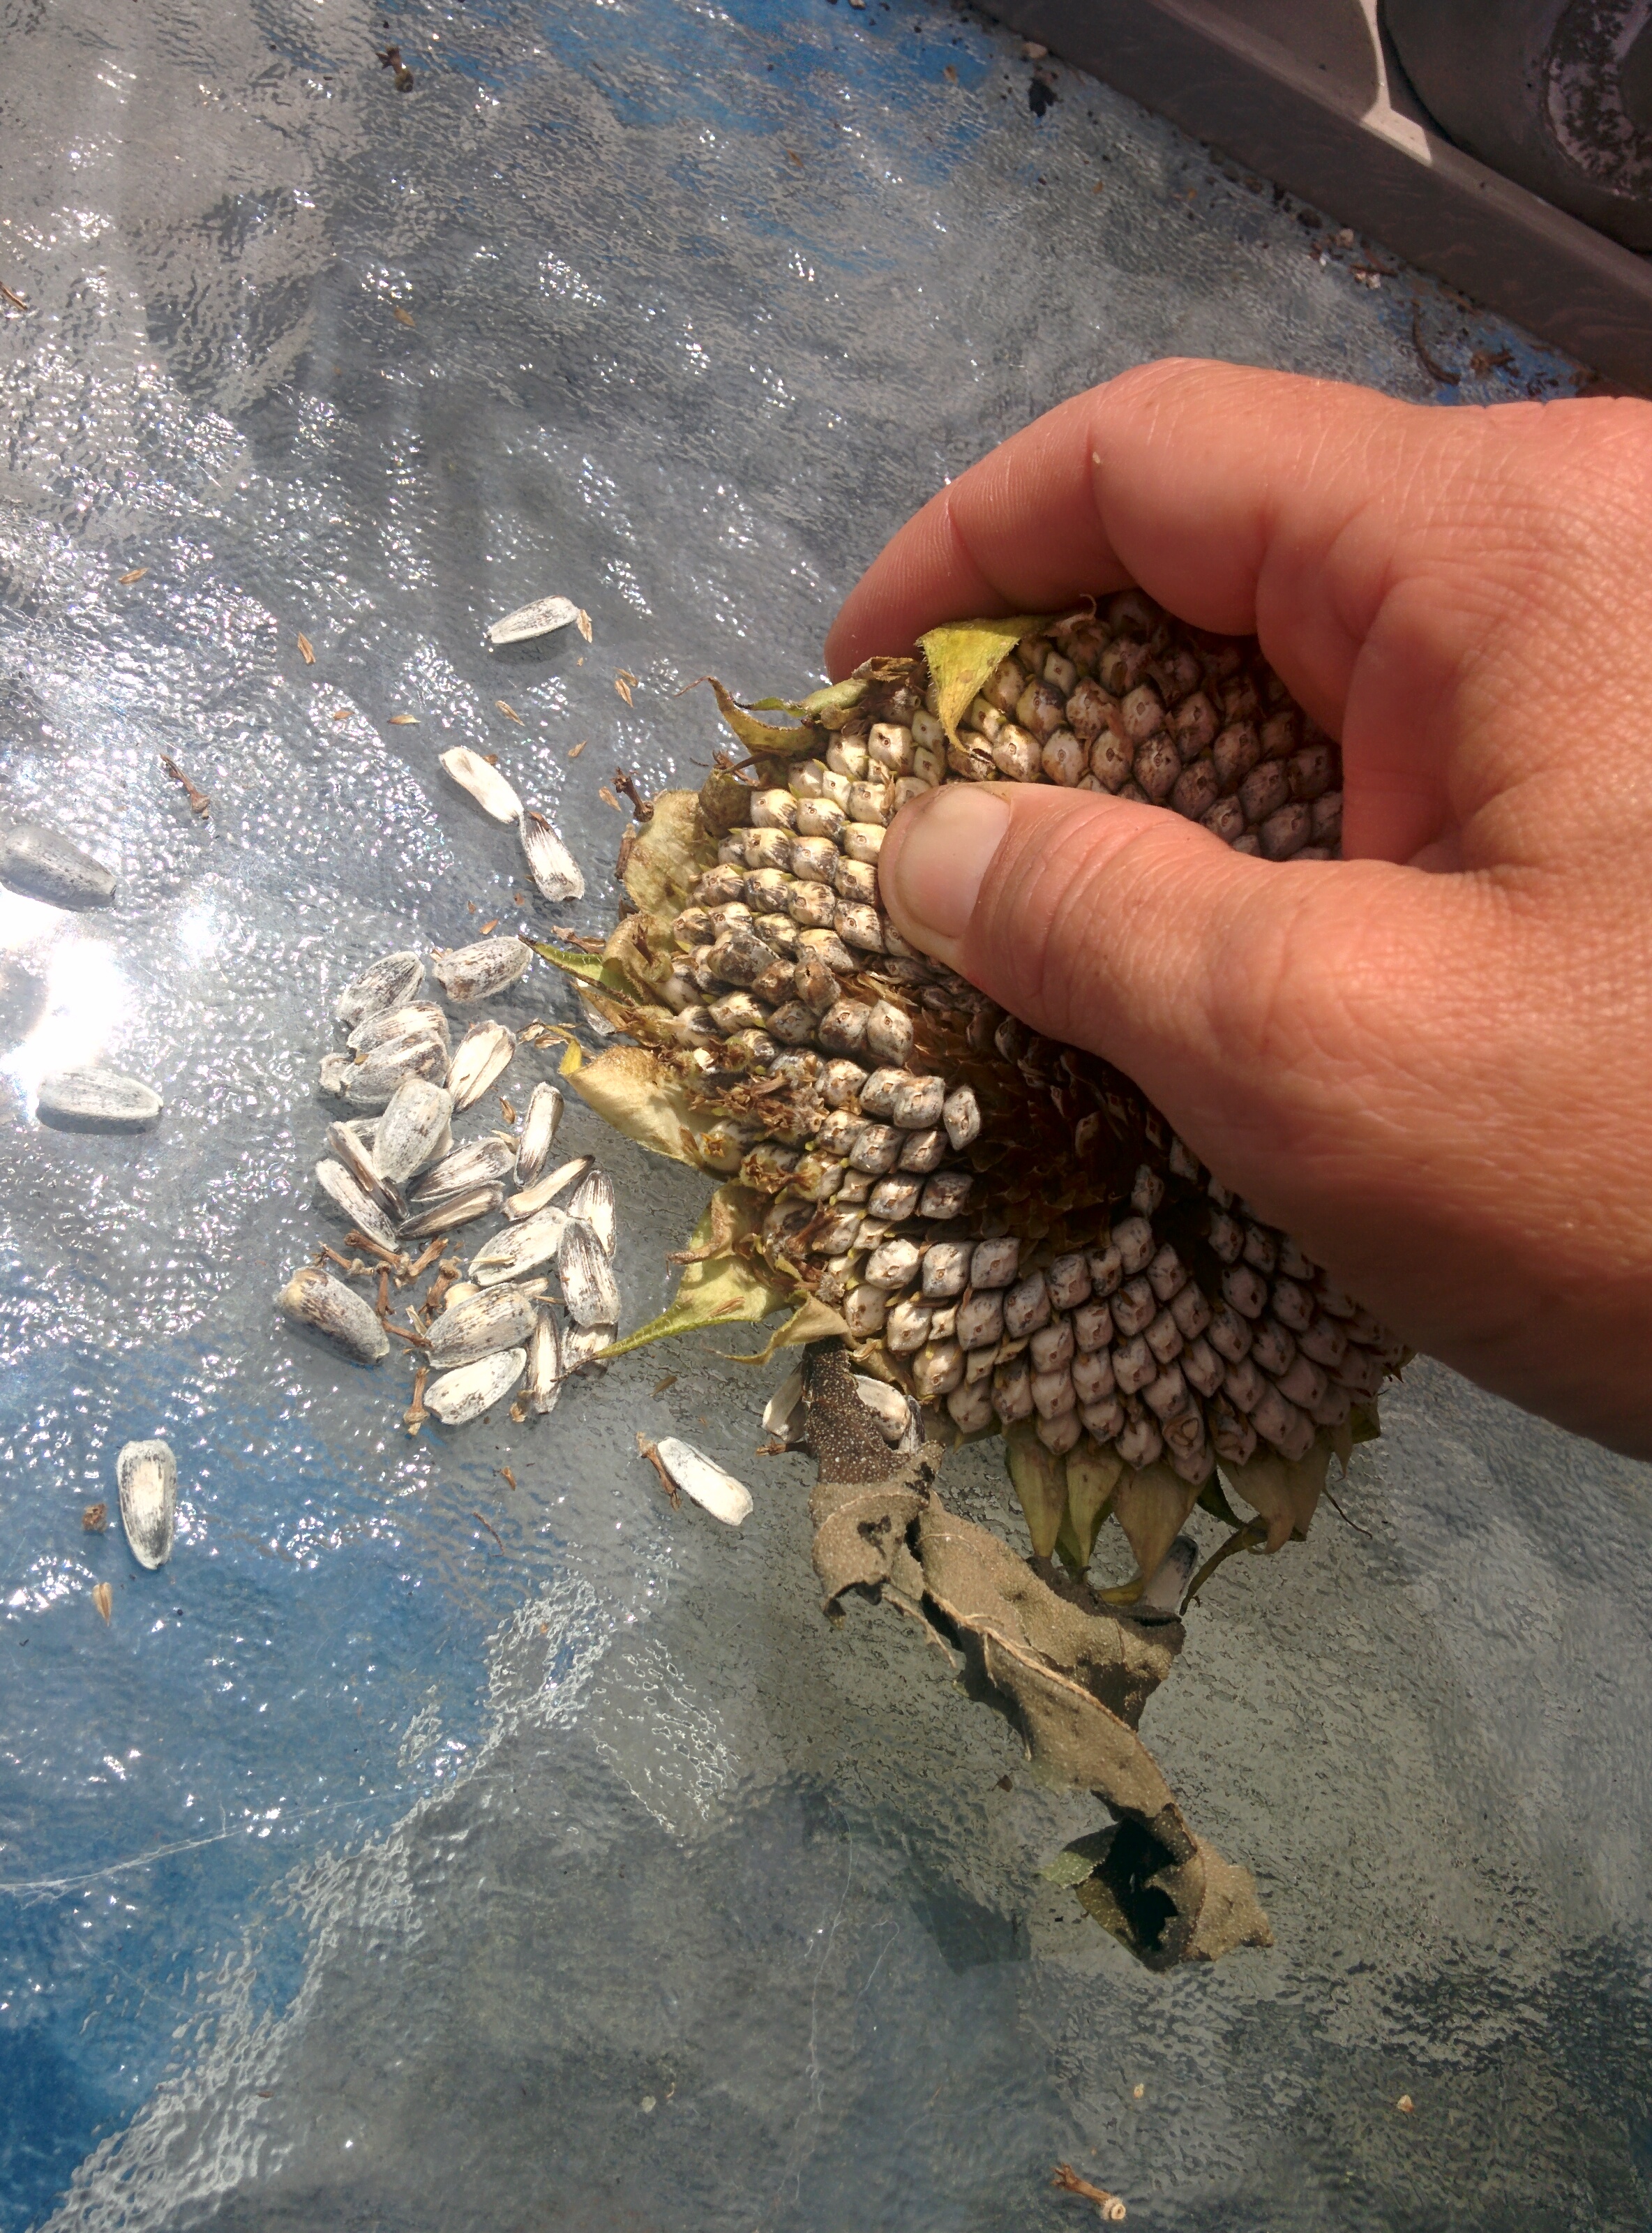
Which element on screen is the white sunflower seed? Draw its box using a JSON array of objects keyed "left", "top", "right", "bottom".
[
  {"left": 336, "top": 950, "right": 424, "bottom": 1028},
  {"left": 425, "top": 1348, "right": 525, "bottom": 1426},
  {"left": 852, "top": 1374, "right": 919, "bottom": 1448},
  {"left": 505, "top": 1153, "right": 591, "bottom": 1222},
  {"left": 557, "top": 1218, "right": 620, "bottom": 1326},
  {"left": 514, "top": 1082, "right": 564, "bottom": 1183},
  {"left": 398, "top": 1182, "right": 505, "bottom": 1239},
  {"left": 470, "top": 1204, "right": 569, "bottom": 1287},
  {"left": 519, "top": 809, "right": 585, "bottom": 902},
  {"left": 762, "top": 1366, "right": 806, "bottom": 1447},
  {"left": 566, "top": 1167, "right": 615, "bottom": 1255},
  {"left": 410, "top": 1133, "right": 517, "bottom": 1202},
  {"left": 36, "top": 1069, "right": 163, "bottom": 1132},
  {"left": 488, "top": 594, "right": 582, "bottom": 647},
  {"left": 117, "top": 1439, "right": 177, "bottom": 1569},
  {"left": 525, "top": 1305, "right": 562, "bottom": 1414},
  {"left": 1134, "top": 1534, "right": 1199, "bottom": 1623},
  {"left": 561, "top": 1319, "right": 615, "bottom": 1373},
  {"left": 440, "top": 746, "right": 523, "bottom": 826},
  {"left": 319, "top": 1051, "right": 353, "bottom": 1098},
  {"left": 652, "top": 1437, "right": 751, "bottom": 1526},
  {"left": 426, "top": 1285, "right": 539, "bottom": 1368},
  {"left": 0, "top": 819, "right": 117, "bottom": 909},
  {"left": 345, "top": 1000, "right": 450, "bottom": 1056},
  {"left": 343, "top": 1036, "right": 449, "bottom": 1110},
  {"left": 373, "top": 1078, "right": 456, "bottom": 1184},
  {"left": 278, "top": 1264, "right": 389, "bottom": 1363},
  {"left": 433, "top": 939, "right": 531, "bottom": 1005},
  {"left": 325, "top": 1120, "right": 410, "bottom": 1223},
  {"left": 315, "top": 1158, "right": 400, "bottom": 1252},
  {"left": 446, "top": 1020, "right": 516, "bottom": 1108}
]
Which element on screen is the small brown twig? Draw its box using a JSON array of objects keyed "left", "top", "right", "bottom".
[
  {"left": 500, "top": 1465, "right": 517, "bottom": 1492},
  {"left": 636, "top": 1432, "right": 681, "bottom": 1508},
  {"left": 0, "top": 280, "right": 30, "bottom": 312},
  {"left": 474, "top": 1510, "right": 505, "bottom": 1552},
  {"left": 398, "top": 1237, "right": 446, "bottom": 1287},
  {"left": 403, "top": 1366, "right": 430, "bottom": 1436},
  {"left": 613, "top": 769, "right": 654, "bottom": 822},
  {"left": 1052, "top": 2163, "right": 1126, "bottom": 2220},
  {"left": 317, "top": 1244, "right": 370, "bottom": 1280},
  {"left": 1320, "top": 1479, "right": 1373, "bottom": 1537},
  {"left": 384, "top": 1321, "right": 430, "bottom": 1350},
  {"left": 1410, "top": 307, "right": 1459, "bottom": 387},
  {"left": 346, "top": 1230, "right": 408, "bottom": 1275},
  {"left": 159, "top": 755, "right": 211, "bottom": 817},
  {"left": 375, "top": 1269, "right": 391, "bottom": 1321}
]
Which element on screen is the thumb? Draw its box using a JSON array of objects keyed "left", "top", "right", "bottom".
[{"left": 877, "top": 780, "right": 1494, "bottom": 1255}]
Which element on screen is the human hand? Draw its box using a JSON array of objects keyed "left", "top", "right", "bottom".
[{"left": 825, "top": 359, "right": 1652, "bottom": 1459}]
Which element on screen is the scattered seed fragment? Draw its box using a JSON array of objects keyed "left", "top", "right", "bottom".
[
  {"left": 392, "top": 306, "right": 415, "bottom": 327},
  {"left": 93, "top": 1582, "right": 113, "bottom": 1623},
  {"left": 1051, "top": 2163, "right": 1125, "bottom": 2219},
  {"left": 474, "top": 1509, "right": 505, "bottom": 1551},
  {"left": 375, "top": 43, "right": 415, "bottom": 89},
  {"left": 331, "top": 707, "right": 352, "bottom": 722},
  {"left": 1397, "top": 2095, "right": 1414, "bottom": 2114},
  {"left": 495, "top": 699, "right": 525, "bottom": 724},
  {"left": 498, "top": 1096, "right": 516, "bottom": 1123},
  {"left": 389, "top": 713, "right": 419, "bottom": 725},
  {"left": 297, "top": 633, "right": 315, "bottom": 664},
  {"left": 82, "top": 1502, "right": 107, "bottom": 1532},
  {"left": 613, "top": 669, "right": 638, "bottom": 705},
  {"left": 500, "top": 1466, "right": 517, "bottom": 1491},
  {"left": 576, "top": 608, "right": 592, "bottom": 641},
  {"left": 569, "top": 740, "right": 586, "bottom": 759},
  {"left": 159, "top": 755, "right": 211, "bottom": 817},
  {"left": 478, "top": 918, "right": 500, "bottom": 934},
  {"left": 118, "top": 567, "right": 148, "bottom": 585},
  {"left": 943, "top": 62, "right": 957, "bottom": 80},
  {"left": 599, "top": 786, "right": 621, "bottom": 812}
]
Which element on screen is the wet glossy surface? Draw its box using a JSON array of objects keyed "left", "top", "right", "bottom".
[{"left": 3, "top": 1, "right": 1648, "bottom": 2227}]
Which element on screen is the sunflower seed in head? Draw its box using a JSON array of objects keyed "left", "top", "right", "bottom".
[
  {"left": 336, "top": 950, "right": 424, "bottom": 1028},
  {"left": 525, "top": 1305, "right": 562, "bottom": 1414},
  {"left": 566, "top": 1166, "right": 615, "bottom": 1255},
  {"left": 470, "top": 1204, "right": 568, "bottom": 1287},
  {"left": 557, "top": 1218, "right": 620, "bottom": 1327},
  {"left": 373, "top": 1077, "right": 455, "bottom": 1183},
  {"left": 315, "top": 1158, "right": 401, "bottom": 1252},
  {"left": 409, "top": 1133, "right": 517, "bottom": 1203},
  {"left": 346, "top": 1000, "right": 450, "bottom": 1056},
  {"left": 506, "top": 1153, "right": 590, "bottom": 1222},
  {"left": 432, "top": 937, "right": 530, "bottom": 1005},
  {"left": 652, "top": 1437, "right": 752, "bottom": 1526},
  {"left": 852, "top": 1374, "right": 919, "bottom": 1448},
  {"left": 398, "top": 1182, "right": 505, "bottom": 1239},
  {"left": 427, "top": 1284, "right": 539, "bottom": 1368},
  {"left": 278, "top": 1264, "right": 390, "bottom": 1363},
  {"left": 488, "top": 594, "right": 581, "bottom": 647},
  {"left": 515, "top": 1082, "right": 564, "bottom": 1185},
  {"left": 425, "top": 1347, "right": 525, "bottom": 1426},
  {"left": 36, "top": 1069, "right": 163, "bottom": 1133},
  {"left": 117, "top": 1439, "right": 177, "bottom": 1568},
  {"left": 762, "top": 1366, "right": 806, "bottom": 1447},
  {"left": 1134, "top": 1533, "right": 1199, "bottom": 1624},
  {"left": 0, "top": 820, "right": 117, "bottom": 910},
  {"left": 440, "top": 746, "right": 523, "bottom": 827},
  {"left": 446, "top": 1022, "right": 516, "bottom": 1110},
  {"left": 519, "top": 810, "right": 585, "bottom": 902},
  {"left": 326, "top": 1120, "right": 410, "bottom": 1223}
]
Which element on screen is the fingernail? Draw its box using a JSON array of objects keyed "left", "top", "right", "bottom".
[{"left": 881, "top": 784, "right": 1010, "bottom": 949}]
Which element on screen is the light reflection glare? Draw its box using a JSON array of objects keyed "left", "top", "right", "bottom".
[{"left": 3, "top": 936, "right": 130, "bottom": 1101}]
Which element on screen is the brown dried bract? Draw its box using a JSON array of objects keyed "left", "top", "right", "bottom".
[
  {"left": 159, "top": 756, "right": 210, "bottom": 818},
  {"left": 118, "top": 567, "right": 148, "bottom": 585},
  {"left": 569, "top": 740, "right": 587, "bottom": 759},
  {"left": 389, "top": 713, "right": 419, "bottom": 725},
  {"left": 614, "top": 669, "right": 639, "bottom": 706},
  {"left": 599, "top": 786, "right": 622, "bottom": 812},
  {"left": 297, "top": 632, "right": 315, "bottom": 664},
  {"left": 1051, "top": 2165, "right": 1125, "bottom": 2220},
  {"left": 82, "top": 1501, "right": 107, "bottom": 1532},
  {"left": 575, "top": 609, "right": 593, "bottom": 642},
  {"left": 495, "top": 699, "right": 524, "bottom": 724},
  {"left": 392, "top": 306, "right": 415, "bottom": 327},
  {"left": 500, "top": 1465, "right": 517, "bottom": 1492},
  {"left": 93, "top": 1582, "right": 113, "bottom": 1624},
  {"left": 636, "top": 1433, "right": 682, "bottom": 1507}
]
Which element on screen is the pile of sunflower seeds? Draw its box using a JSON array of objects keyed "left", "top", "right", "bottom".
[{"left": 277, "top": 934, "right": 620, "bottom": 1434}]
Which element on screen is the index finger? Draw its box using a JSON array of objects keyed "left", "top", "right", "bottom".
[{"left": 823, "top": 358, "right": 1434, "bottom": 733}]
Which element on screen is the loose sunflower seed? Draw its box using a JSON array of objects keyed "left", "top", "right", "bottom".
[
  {"left": 117, "top": 1439, "right": 177, "bottom": 1569},
  {"left": 524, "top": 1304, "right": 562, "bottom": 1415},
  {"left": 433, "top": 938, "right": 531, "bottom": 1006},
  {"left": 410, "top": 1133, "right": 517, "bottom": 1202},
  {"left": 561, "top": 1320, "right": 615, "bottom": 1374},
  {"left": 315, "top": 1158, "right": 401, "bottom": 1252},
  {"left": 341, "top": 1036, "right": 449, "bottom": 1110},
  {"left": 488, "top": 594, "right": 582, "bottom": 647},
  {"left": 398, "top": 1182, "right": 505, "bottom": 1239},
  {"left": 519, "top": 809, "right": 585, "bottom": 902},
  {"left": 336, "top": 950, "right": 424, "bottom": 1028},
  {"left": 470, "top": 1204, "right": 569, "bottom": 1287},
  {"left": 0, "top": 820, "right": 117, "bottom": 909},
  {"left": 326, "top": 1120, "right": 410, "bottom": 1223},
  {"left": 565, "top": 1166, "right": 615, "bottom": 1255},
  {"left": 425, "top": 1347, "right": 525, "bottom": 1426},
  {"left": 557, "top": 1218, "right": 620, "bottom": 1327},
  {"left": 446, "top": 1020, "right": 516, "bottom": 1109},
  {"left": 373, "top": 1077, "right": 455, "bottom": 1184},
  {"left": 346, "top": 1000, "right": 450, "bottom": 1056},
  {"left": 514, "top": 1082, "right": 564, "bottom": 1184},
  {"left": 762, "top": 1366, "right": 806, "bottom": 1447},
  {"left": 36, "top": 1069, "right": 163, "bottom": 1132},
  {"left": 440, "top": 746, "right": 523, "bottom": 826},
  {"left": 652, "top": 1437, "right": 752, "bottom": 1526},
  {"left": 426, "top": 1284, "right": 539, "bottom": 1368},
  {"left": 278, "top": 1264, "right": 390, "bottom": 1363},
  {"left": 505, "top": 1152, "right": 591, "bottom": 1222}
]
